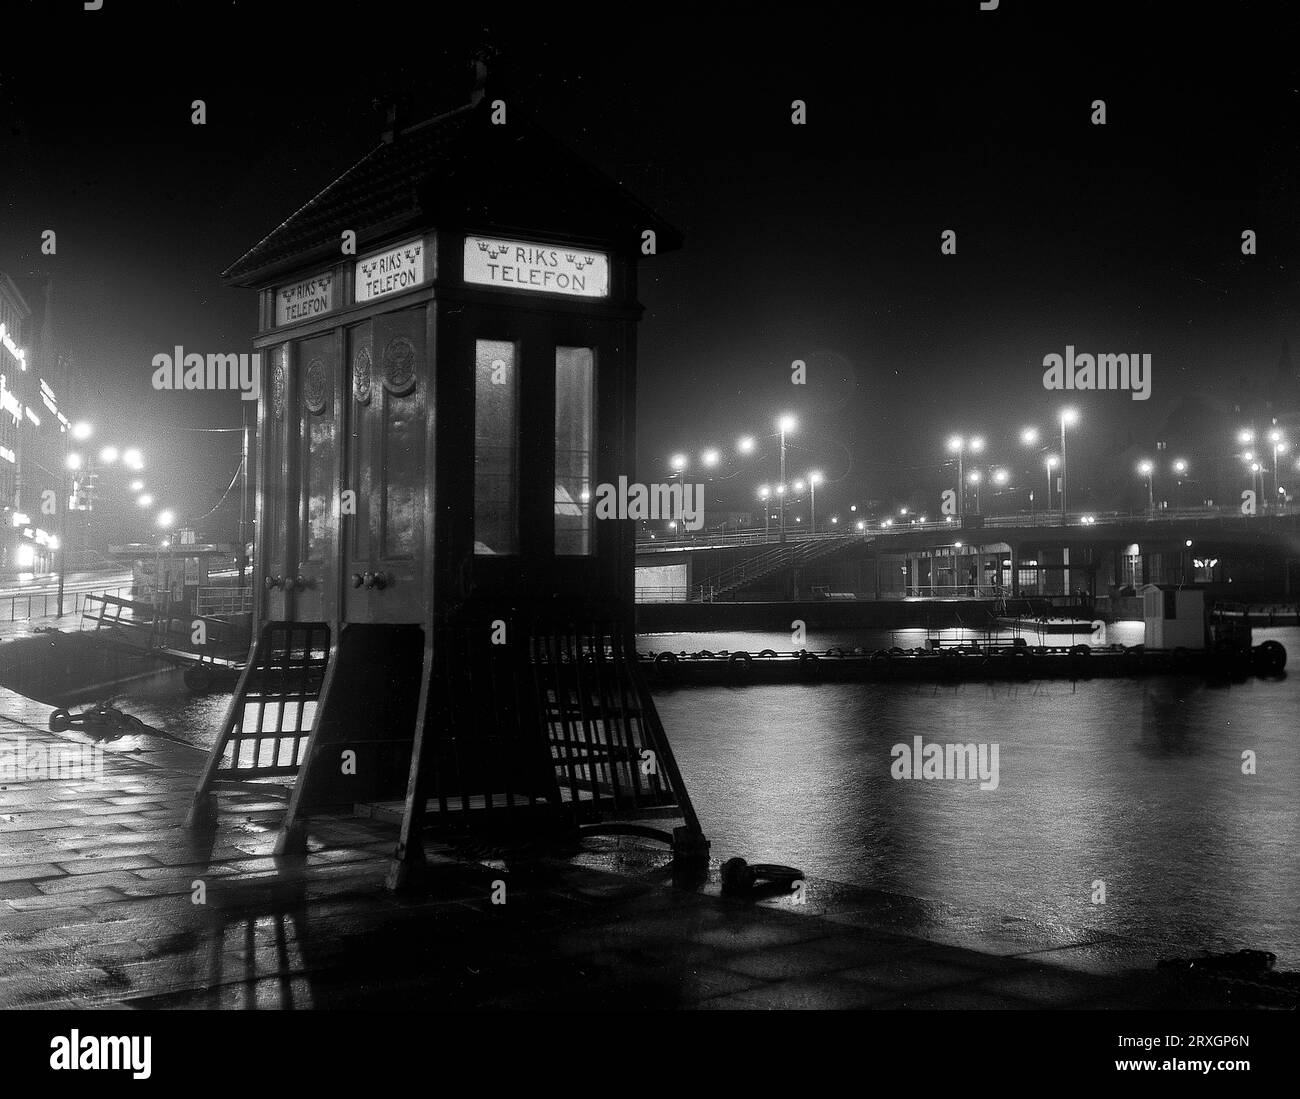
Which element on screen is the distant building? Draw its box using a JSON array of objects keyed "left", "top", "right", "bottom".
[{"left": 0, "top": 272, "right": 75, "bottom": 575}]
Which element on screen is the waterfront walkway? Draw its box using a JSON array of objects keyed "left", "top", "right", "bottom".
[{"left": 0, "top": 695, "right": 1290, "bottom": 1010}]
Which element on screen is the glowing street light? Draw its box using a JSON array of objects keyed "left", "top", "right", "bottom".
[
  {"left": 1269, "top": 430, "right": 1288, "bottom": 509},
  {"left": 777, "top": 414, "right": 796, "bottom": 542},
  {"left": 1171, "top": 459, "right": 1188, "bottom": 510},
  {"left": 808, "top": 470, "right": 823, "bottom": 532},
  {"left": 66, "top": 453, "right": 82, "bottom": 471},
  {"left": 100, "top": 446, "right": 119, "bottom": 464},
  {"left": 669, "top": 453, "right": 687, "bottom": 473},
  {"left": 156, "top": 510, "right": 175, "bottom": 529},
  {"left": 946, "top": 434, "right": 984, "bottom": 517},
  {"left": 1239, "top": 429, "right": 1255, "bottom": 445},
  {"left": 138, "top": 494, "right": 154, "bottom": 507},
  {"left": 122, "top": 448, "right": 143, "bottom": 470},
  {"left": 71, "top": 422, "right": 92, "bottom": 441},
  {"left": 701, "top": 448, "right": 720, "bottom": 468},
  {"left": 1137, "top": 459, "right": 1155, "bottom": 512},
  {"left": 1020, "top": 427, "right": 1039, "bottom": 446},
  {"left": 737, "top": 436, "right": 756, "bottom": 455},
  {"left": 130, "top": 480, "right": 144, "bottom": 492},
  {"left": 1059, "top": 408, "right": 1079, "bottom": 513}
]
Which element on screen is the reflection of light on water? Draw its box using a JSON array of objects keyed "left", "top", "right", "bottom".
[{"left": 651, "top": 626, "right": 1300, "bottom": 968}]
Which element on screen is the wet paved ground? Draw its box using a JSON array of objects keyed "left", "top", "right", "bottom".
[{"left": 1, "top": 691, "right": 1292, "bottom": 1010}]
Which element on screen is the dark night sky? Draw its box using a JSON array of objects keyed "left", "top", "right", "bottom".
[{"left": 4, "top": 0, "right": 1300, "bottom": 529}]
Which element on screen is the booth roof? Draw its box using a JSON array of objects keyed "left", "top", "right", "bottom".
[{"left": 223, "top": 98, "right": 683, "bottom": 288}]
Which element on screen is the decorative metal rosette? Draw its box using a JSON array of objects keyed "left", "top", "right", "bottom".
[
  {"left": 353, "top": 345, "right": 373, "bottom": 405},
  {"left": 304, "top": 358, "right": 328, "bottom": 414},
  {"left": 272, "top": 358, "right": 287, "bottom": 421},
  {"left": 382, "top": 336, "right": 418, "bottom": 396}
]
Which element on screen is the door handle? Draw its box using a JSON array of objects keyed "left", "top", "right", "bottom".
[
  {"left": 351, "top": 573, "right": 365, "bottom": 589},
  {"left": 364, "top": 571, "right": 389, "bottom": 590},
  {"left": 293, "top": 575, "right": 316, "bottom": 592},
  {"left": 264, "top": 575, "right": 284, "bottom": 591}
]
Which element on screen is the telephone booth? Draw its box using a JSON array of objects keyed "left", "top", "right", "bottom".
[{"left": 189, "top": 93, "right": 707, "bottom": 884}]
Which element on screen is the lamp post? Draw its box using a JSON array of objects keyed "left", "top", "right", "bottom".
[
  {"left": 757, "top": 485, "right": 771, "bottom": 541},
  {"left": 56, "top": 421, "right": 93, "bottom": 618},
  {"left": 808, "top": 470, "right": 822, "bottom": 534},
  {"left": 668, "top": 453, "right": 687, "bottom": 537},
  {"left": 946, "top": 434, "right": 983, "bottom": 518},
  {"left": 777, "top": 414, "right": 796, "bottom": 543},
  {"left": 1269, "top": 431, "right": 1287, "bottom": 511},
  {"left": 1059, "top": 408, "right": 1078, "bottom": 515},
  {"left": 968, "top": 469, "right": 982, "bottom": 514},
  {"left": 1138, "top": 460, "right": 1154, "bottom": 513},
  {"left": 1045, "top": 455, "right": 1059, "bottom": 512},
  {"left": 1171, "top": 458, "right": 1187, "bottom": 511}
]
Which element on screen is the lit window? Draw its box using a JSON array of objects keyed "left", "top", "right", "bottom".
[
  {"left": 554, "top": 347, "right": 594, "bottom": 555},
  {"left": 474, "top": 339, "right": 518, "bottom": 555}
]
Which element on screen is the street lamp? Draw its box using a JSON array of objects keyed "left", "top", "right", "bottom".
[
  {"left": 157, "top": 510, "right": 175, "bottom": 529},
  {"left": 968, "top": 469, "right": 982, "bottom": 514},
  {"left": 737, "top": 436, "right": 756, "bottom": 455},
  {"left": 122, "top": 448, "right": 143, "bottom": 471},
  {"left": 777, "top": 414, "right": 796, "bottom": 542},
  {"left": 946, "top": 434, "right": 984, "bottom": 517},
  {"left": 100, "top": 446, "right": 119, "bottom": 464},
  {"left": 138, "top": 494, "right": 154, "bottom": 508},
  {"left": 1059, "top": 408, "right": 1078, "bottom": 514},
  {"left": 808, "top": 470, "right": 823, "bottom": 532},
  {"left": 757, "top": 485, "right": 771, "bottom": 540},
  {"left": 1171, "top": 459, "right": 1188, "bottom": 510},
  {"left": 1137, "top": 459, "right": 1154, "bottom": 513},
  {"left": 1045, "top": 455, "right": 1059, "bottom": 511},
  {"left": 701, "top": 448, "right": 720, "bottom": 468},
  {"left": 71, "top": 421, "right": 92, "bottom": 441},
  {"left": 1269, "top": 430, "right": 1287, "bottom": 509}
]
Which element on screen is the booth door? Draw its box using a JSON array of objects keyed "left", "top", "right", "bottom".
[
  {"left": 292, "top": 332, "right": 342, "bottom": 623},
  {"left": 342, "top": 306, "right": 429, "bottom": 623},
  {"left": 261, "top": 344, "right": 294, "bottom": 622}
]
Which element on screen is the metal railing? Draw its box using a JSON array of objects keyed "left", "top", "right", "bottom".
[
  {"left": 4, "top": 585, "right": 133, "bottom": 624},
  {"left": 636, "top": 506, "right": 1300, "bottom": 550},
  {"left": 196, "top": 586, "right": 253, "bottom": 616}
]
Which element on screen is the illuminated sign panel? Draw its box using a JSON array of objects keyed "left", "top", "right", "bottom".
[
  {"left": 355, "top": 239, "right": 425, "bottom": 303},
  {"left": 275, "top": 271, "right": 334, "bottom": 326},
  {"left": 464, "top": 236, "right": 609, "bottom": 298}
]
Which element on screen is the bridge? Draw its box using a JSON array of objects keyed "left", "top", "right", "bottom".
[{"left": 635, "top": 509, "right": 1300, "bottom": 604}]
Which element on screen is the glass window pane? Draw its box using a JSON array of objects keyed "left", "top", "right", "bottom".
[
  {"left": 474, "top": 339, "right": 518, "bottom": 555},
  {"left": 554, "top": 347, "right": 594, "bottom": 555}
]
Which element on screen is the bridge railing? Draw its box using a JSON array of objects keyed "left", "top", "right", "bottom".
[{"left": 636, "top": 506, "right": 1300, "bottom": 549}]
